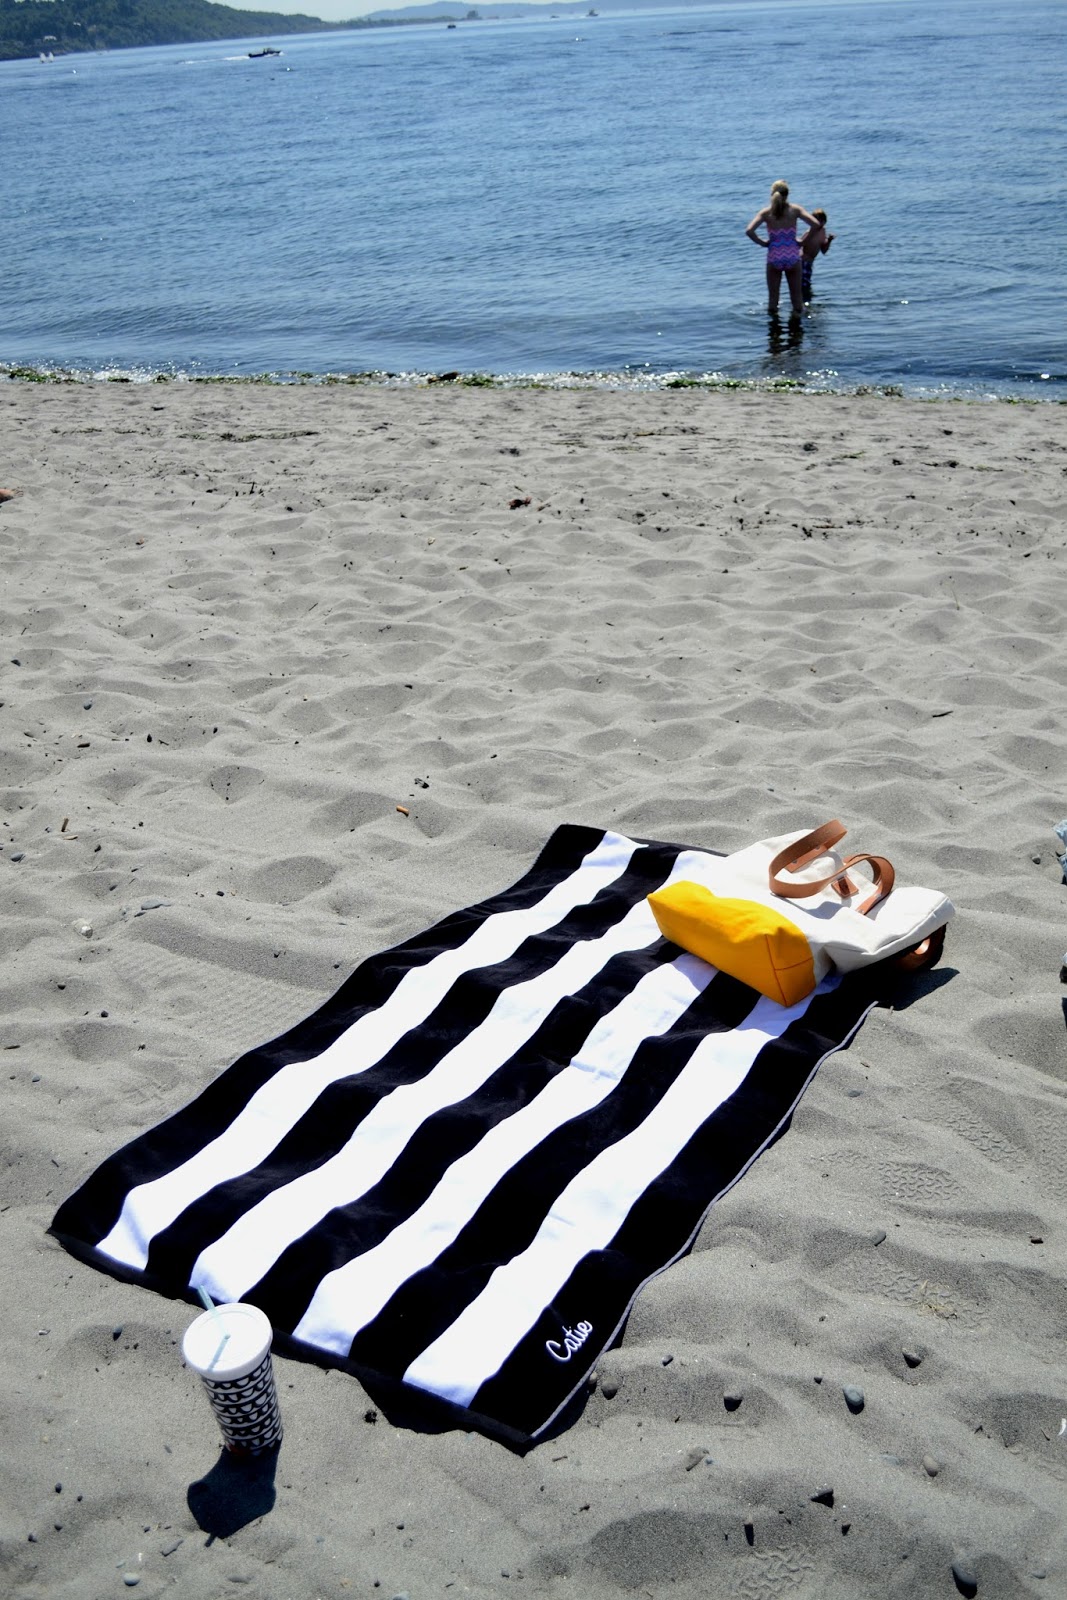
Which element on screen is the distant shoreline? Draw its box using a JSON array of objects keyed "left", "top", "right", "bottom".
[
  {"left": 0, "top": 0, "right": 799, "bottom": 64},
  {"left": 0, "top": 4, "right": 441, "bottom": 65}
]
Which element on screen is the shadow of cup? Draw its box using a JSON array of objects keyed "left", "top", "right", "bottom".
[{"left": 187, "top": 1444, "right": 279, "bottom": 1539}]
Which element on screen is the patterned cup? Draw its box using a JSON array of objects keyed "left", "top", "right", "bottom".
[{"left": 182, "top": 1302, "right": 283, "bottom": 1455}]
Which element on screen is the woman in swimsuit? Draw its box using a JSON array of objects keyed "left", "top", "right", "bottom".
[{"left": 746, "top": 180, "right": 823, "bottom": 316}]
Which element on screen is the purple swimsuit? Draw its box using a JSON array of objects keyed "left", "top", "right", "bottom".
[{"left": 767, "top": 226, "right": 801, "bottom": 270}]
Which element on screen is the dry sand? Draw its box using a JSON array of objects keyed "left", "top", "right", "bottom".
[{"left": 1, "top": 379, "right": 1065, "bottom": 1600}]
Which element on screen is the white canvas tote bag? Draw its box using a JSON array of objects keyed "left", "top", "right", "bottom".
[{"left": 648, "top": 821, "right": 954, "bottom": 1007}]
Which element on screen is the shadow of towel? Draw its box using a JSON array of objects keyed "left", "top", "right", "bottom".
[{"left": 187, "top": 1446, "right": 279, "bottom": 1539}]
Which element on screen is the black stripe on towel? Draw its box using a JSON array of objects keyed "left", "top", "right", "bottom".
[
  {"left": 50, "top": 823, "right": 613, "bottom": 1247},
  {"left": 248, "top": 940, "right": 687, "bottom": 1331},
  {"left": 345, "top": 972, "right": 757, "bottom": 1378},
  {"left": 469, "top": 969, "right": 883, "bottom": 1439},
  {"left": 139, "top": 843, "right": 684, "bottom": 1288}
]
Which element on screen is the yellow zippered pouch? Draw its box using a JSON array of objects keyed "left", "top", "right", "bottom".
[{"left": 648, "top": 880, "right": 817, "bottom": 1007}]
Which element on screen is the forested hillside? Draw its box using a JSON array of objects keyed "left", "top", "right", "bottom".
[{"left": 0, "top": 0, "right": 345, "bottom": 59}]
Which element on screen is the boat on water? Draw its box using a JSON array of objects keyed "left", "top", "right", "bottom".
[{"left": 248, "top": 46, "right": 282, "bottom": 57}]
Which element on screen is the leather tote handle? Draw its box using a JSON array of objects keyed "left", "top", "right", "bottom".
[
  {"left": 768, "top": 822, "right": 895, "bottom": 917},
  {"left": 768, "top": 821, "right": 850, "bottom": 900},
  {"left": 838, "top": 852, "right": 896, "bottom": 916},
  {"left": 893, "top": 923, "right": 946, "bottom": 971}
]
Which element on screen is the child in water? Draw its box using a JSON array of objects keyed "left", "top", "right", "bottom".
[{"left": 800, "top": 210, "right": 835, "bottom": 301}]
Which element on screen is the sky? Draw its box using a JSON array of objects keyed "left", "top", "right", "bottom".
[
  {"left": 228, "top": 0, "right": 595, "bottom": 24},
  {"left": 226, "top": 0, "right": 895, "bottom": 21}
]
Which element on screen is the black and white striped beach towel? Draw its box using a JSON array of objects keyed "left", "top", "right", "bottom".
[{"left": 52, "top": 824, "right": 890, "bottom": 1445}]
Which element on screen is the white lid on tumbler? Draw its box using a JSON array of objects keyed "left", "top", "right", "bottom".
[{"left": 182, "top": 1301, "right": 273, "bottom": 1383}]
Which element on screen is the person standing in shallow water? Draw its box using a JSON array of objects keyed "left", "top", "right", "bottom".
[
  {"left": 800, "top": 208, "right": 835, "bottom": 300},
  {"left": 746, "top": 180, "right": 822, "bottom": 316}
]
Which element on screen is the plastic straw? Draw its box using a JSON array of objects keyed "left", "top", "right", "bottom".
[{"left": 197, "top": 1284, "right": 231, "bottom": 1369}]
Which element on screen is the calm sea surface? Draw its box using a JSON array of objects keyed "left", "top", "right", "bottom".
[{"left": 3, "top": 0, "right": 1064, "bottom": 395}]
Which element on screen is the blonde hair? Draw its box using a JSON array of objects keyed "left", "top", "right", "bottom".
[{"left": 769, "top": 180, "right": 789, "bottom": 219}]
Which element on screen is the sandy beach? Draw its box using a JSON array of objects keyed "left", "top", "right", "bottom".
[{"left": 1, "top": 378, "right": 1065, "bottom": 1600}]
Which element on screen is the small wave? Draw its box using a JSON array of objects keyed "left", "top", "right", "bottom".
[{"left": 3, "top": 359, "right": 1061, "bottom": 403}]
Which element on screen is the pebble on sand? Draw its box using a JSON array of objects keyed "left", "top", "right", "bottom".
[
  {"left": 922, "top": 1454, "right": 941, "bottom": 1476},
  {"left": 722, "top": 1389, "right": 743, "bottom": 1411},
  {"left": 843, "top": 1384, "right": 865, "bottom": 1413},
  {"left": 810, "top": 1486, "right": 835, "bottom": 1507},
  {"left": 902, "top": 1348, "right": 924, "bottom": 1368}
]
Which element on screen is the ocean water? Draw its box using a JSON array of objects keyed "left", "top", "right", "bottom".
[{"left": 3, "top": 0, "right": 1064, "bottom": 396}]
